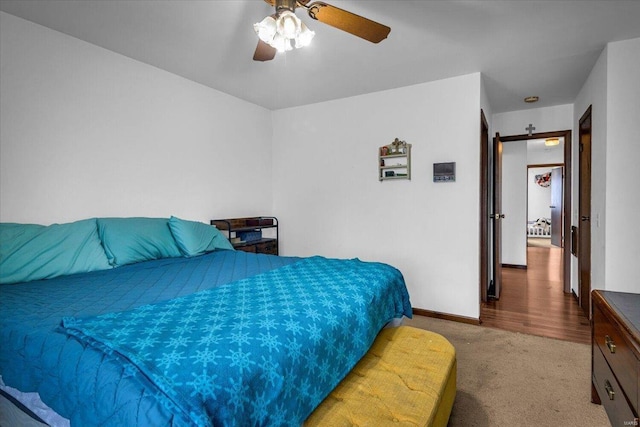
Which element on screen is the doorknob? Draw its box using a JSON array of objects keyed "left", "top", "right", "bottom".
[
  {"left": 581, "top": 215, "right": 590, "bottom": 221},
  {"left": 490, "top": 214, "right": 506, "bottom": 219}
]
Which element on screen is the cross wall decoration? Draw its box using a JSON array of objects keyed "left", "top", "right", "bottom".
[{"left": 526, "top": 123, "right": 536, "bottom": 136}]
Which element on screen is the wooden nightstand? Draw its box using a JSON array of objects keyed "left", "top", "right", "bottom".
[{"left": 210, "top": 217, "right": 278, "bottom": 255}]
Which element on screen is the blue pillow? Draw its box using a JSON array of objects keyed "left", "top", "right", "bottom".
[
  {"left": 168, "top": 216, "right": 234, "bottom": 257},
  {"left": 97, "top": 218, "right": 182, "bottom": 266},
  {"left": 0, "top": 219, "right": 112, "bottom": 284}
]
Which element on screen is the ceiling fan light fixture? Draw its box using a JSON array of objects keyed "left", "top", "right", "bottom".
[
  {"left": 272, "top": 33, "right": 293, "bottom": 52},
  {"left": 254, "top": 10, "right": 315, "bottom": 53},
  {"left": 252, "top": 0, "right": 390, "bottom": 62},
  {"left": 276, "top": 10, "right": 300, "bottom": 39},
  {"left": 254, "top": 15, "right": 277, "bottom": 43},
  {"left": 545, "top": 138, "right": 560, "bottom": 146},
  {"left": 295, "top": 22, "right": 315, "bottom": 48}
]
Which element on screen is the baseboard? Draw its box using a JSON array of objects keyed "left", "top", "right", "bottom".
[
  {"left": 412, "top": 308, "right": 481, "bottom": 325},
  {"left": 502, "top": 263, "right": 527, "bottom": 270}
]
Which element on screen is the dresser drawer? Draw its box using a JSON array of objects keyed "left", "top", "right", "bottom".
[
  {"left": 594, "top": 303, "right": 639, "bottom": 413},
  {"left": 235, "top": 245, "right": 256, "bottom": 253},
  {"left": 593, "top": 345, "right": 637, "bottom": 426},
  {"left": 256, "top": 240, "right": 277, "bottom": 255}
]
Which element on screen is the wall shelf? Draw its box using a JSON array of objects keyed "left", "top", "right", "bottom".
[{"left": 379, "top": 139, "right": 411, "bottom": 181}]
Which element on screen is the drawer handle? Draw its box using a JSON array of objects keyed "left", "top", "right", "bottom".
[
  {"left": 604, "top": 380, "right": 615, "bottom": 400},
  {"left": 605, "top": 335, "right": 616, "bottom": 353}
]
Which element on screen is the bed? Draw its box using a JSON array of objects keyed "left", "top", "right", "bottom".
[
  {"left": 527, "top": 218, "right": 551, "bottom": 237},
  {"left": 0, "top": 217, "right": 413, "bottom": 426}
]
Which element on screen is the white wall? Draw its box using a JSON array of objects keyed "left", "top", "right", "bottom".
[
  {"left": 0, "top": 12, "right": 486, "bottom": 320},
  {"left": 526, "top": 139, "right": 564, "bottom": 165},
  {"left": 0, "top": 12, "right": 273, "bottom": 225},
  {"left": 526, "top": 140, "right": 564, "bottom": 226},
  {"left": 272, "top": 73, "right": 483, "bottom": 319},
  {"left": 528, "top": 167, "right": 552, "bottom": 223},
  {"left": 501, "top": 141, "right": 527, "bottom": 266},
  {"left": 603, "top": 38, "right": 640, "bottom": 293},
  {"left": 570, "top": 37, "right": 640, "bottom": 296},
  {"left": 4, "top": 8, "right": 636, "bottom": 317},
  {"left": 493, "top": 104, "right": 573, "bottom": 136},
  {"left": 480, "top": 75, "right": 494, "bottom": 137}
]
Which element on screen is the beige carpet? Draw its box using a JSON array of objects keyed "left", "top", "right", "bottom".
[{"left": 404, "top": 316, "right": 611, "bottom": 427}]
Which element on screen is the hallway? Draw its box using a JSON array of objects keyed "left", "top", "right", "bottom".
[{"left": 480, "top": 244, "right": 591, "bottom": 344}]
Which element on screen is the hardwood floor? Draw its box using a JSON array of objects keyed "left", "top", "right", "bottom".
[{"left": 481, "top": 244, "right": 591, "bottom": 344}]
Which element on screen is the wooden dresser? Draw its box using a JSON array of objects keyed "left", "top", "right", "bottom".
[{"left": 591, "top": 290, "right": 640, "bottom": 426}]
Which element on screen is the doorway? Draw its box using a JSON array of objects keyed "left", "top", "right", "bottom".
[
  {"left": 481, "top": 129, "right": 572, "bottom": 300},
  {"left": 527, "top": 162, "right": 563, "bottom": 250},
  {"left": 479, "top": 111, "right": 490, "bottom": 303},
  {"left": 479, "top": 127, "right": 585, "bottom": 341},
  {"left": 578, "top": 106, "right": 592, "bottom": 317}
]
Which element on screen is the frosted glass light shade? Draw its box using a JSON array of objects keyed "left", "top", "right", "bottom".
[
  {"left": 254, "top": 11, "right": 314, "bottom": 53},
  {"left": 545, "top": 138, "right": 560, "bottom": 146},
  {"left": 277, "top": 11, "right": 300, "bottom": 40},
  {"left": 254, "top": 16, "right": 277, "bottom": 43},
  {"left": 272, "top": 33, "right": 293, "bottom": 52},
  {"left": 295, "top": 22, "right": 315, "bottom": 48}
]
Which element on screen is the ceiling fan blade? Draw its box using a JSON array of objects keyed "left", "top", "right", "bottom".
[
  {"left": 305, "top": 1, "right": 390, "bottom": 43},
  {"left": 253, "top": 39, "right": 277, "bottom": 61}
]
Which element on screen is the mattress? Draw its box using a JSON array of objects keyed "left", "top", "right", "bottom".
[
  {"left": 0, "top": 250, "right": 412, "bottom": 426},
  {"left": 0, "top": 390, "right": 46, "bottom": 427}
]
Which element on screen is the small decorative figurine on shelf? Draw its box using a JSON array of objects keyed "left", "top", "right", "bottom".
[
  {"left": 381, "top": 146, "right": 388, "bottom": 156},
  {"left": 391, "top": 138, "right": 401, "bottom": 153},
  {"left": 389, "top": 138, "right": 407, "bottom": 154}
]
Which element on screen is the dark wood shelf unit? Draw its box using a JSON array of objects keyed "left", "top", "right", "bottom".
[{"left": 210, "top": 217, "right": 278, "bottom": 255}]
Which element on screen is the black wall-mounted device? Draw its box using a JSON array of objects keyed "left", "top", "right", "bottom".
[{"left": 433, "top": 162, "right": 456, "bottom": 182}]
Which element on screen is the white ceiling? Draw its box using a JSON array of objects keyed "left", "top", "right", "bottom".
[
  {"left": 527, "top": 138, "right": 564, "bottom": 156},
  {"left": 2, "top": 0, "right": 640, "bottom": 112}
]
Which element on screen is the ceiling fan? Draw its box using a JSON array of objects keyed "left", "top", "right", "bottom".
[{"left": 253, "top": 0, "right": 391, "bottom": 61}]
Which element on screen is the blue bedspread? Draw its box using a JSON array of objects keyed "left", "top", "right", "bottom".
[
  {"left": 62, "top": 256, "right": 411, "bottom": 426},
  {"left": 1, "top": 251, "right": 298, "bottom": 426},
  {"left": 1, "top": 251, "right": 411, "bottom": 426}
]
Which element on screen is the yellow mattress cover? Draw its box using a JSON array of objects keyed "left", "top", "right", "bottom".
[{"left": 305, "top": 325, "right": 457, "bottom": 427}]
